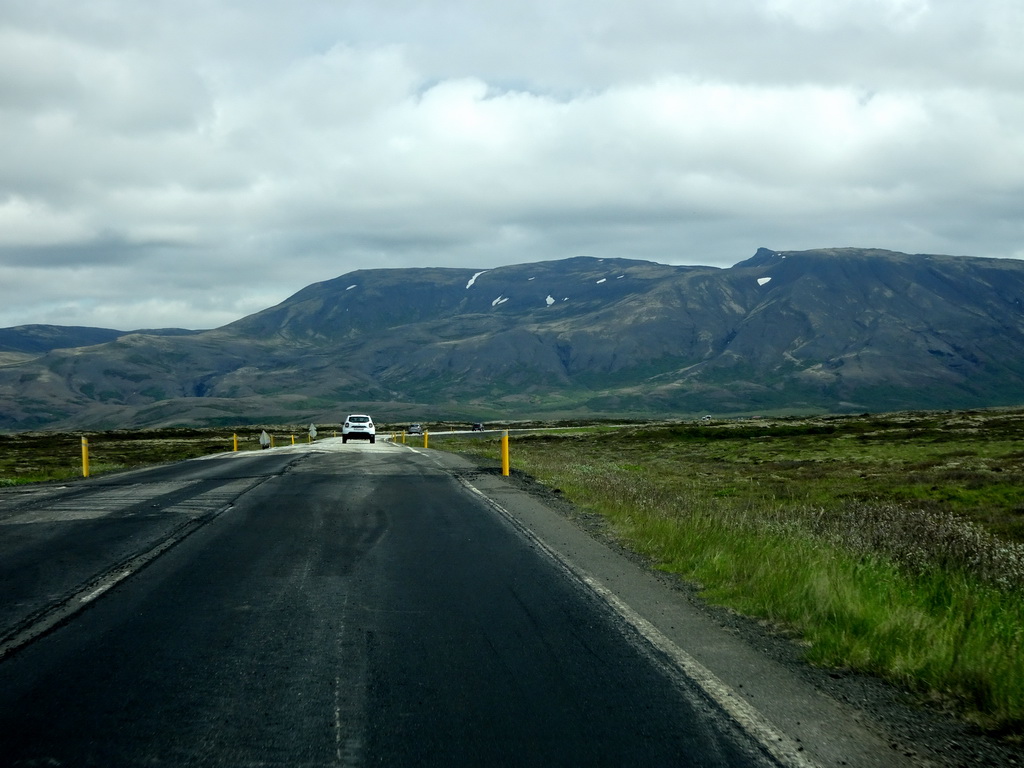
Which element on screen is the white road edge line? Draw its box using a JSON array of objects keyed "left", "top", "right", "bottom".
[
  {"left": 79, "top": 569, "right": 133, "bottom": 603},
  {"left": 458, "top": 478, "right": 820, "bottom": 768},
  {"left": 0, "top": 492, "right": 254, "bottom": 662}
]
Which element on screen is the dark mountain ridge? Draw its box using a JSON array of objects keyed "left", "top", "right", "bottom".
[
  {"left": 0, "top": 325, "right": 200, "bottom": 354},
  {"left": 2, "top": 248, "right": 1023, "bottom": 430}
]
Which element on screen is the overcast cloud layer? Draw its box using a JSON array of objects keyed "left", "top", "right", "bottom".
[{"left": 2, "top": 0, "right": 1022, "bottom": 330}]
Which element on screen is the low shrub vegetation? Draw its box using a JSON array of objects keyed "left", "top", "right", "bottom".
[
  {"left": 434, "top": 408, "right": 1024, "bottom": 733},
  {"left": 0, "top": 427, "right": 298, "bottom": 485}
]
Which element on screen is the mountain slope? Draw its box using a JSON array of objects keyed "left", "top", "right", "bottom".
[
  {"left": 0, "top": 325, "right": 200, "bottom": 354},
  {"left": 2, "top": 249, "right": 1024, "bottom": 430},
  {"left": 0, "top": 325, "right": 127, "bottom": 354}
]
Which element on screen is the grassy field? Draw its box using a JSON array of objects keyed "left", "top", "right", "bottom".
[
  {"left": 432, "top": 408, "right": 1024, "bottom": 734},
  {"left": 0, "top": 426, "right": 333, "bottom": 485},
  {"left": 0, "top": 421, "right": 478, "bottom": 485}
]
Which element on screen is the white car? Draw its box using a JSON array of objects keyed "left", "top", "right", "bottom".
[{"left": 342, "top": 414, "right": 376, "bottom": 443}]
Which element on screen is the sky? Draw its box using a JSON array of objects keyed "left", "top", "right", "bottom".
[{"left": 1, "top": 0, "right": 1022, "bottom": 331}]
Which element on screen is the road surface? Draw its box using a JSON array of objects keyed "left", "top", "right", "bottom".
[{"left": 0, "top": 438, "right": 909, "bottom": 766}]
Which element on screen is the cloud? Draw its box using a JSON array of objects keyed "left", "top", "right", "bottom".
[
  {"left": 764, "top": 0, "right": 930, "bottom": 31},
  {"left": 1, "top": 0, "right": 1023, "bottom": 330}
]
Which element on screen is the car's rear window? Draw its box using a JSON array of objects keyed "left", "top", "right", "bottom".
[{"left": 349, "top": 416, "right": 370, "bottom": 423}]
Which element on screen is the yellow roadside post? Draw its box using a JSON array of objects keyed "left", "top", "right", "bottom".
[
  {"left": 291, "top": 434, "right": 296, "bottom": 445},
  {"left": 501, "top": 431, "right": 510, "bottom": 477},
  {"left": 81, "top": 436, "right": 90, "bottom": 478},
  {"left": 424, "top": 430, "right": 429, "bottom": 449},
  {"left": 233, "top": 433, "right": 238, "bottom": 452}
]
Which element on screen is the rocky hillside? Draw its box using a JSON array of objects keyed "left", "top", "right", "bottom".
[{"left": 2, "top": 248, "right": 1024, "bottom": 430}]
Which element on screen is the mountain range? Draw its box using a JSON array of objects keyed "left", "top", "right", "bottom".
[{"left": 3, "top": 247, "right": 1024, "bottom": 430}]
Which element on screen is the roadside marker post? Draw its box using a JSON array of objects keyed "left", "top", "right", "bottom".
[
  {"left": 233, "top": 433, "right": 238, "bottom": 452},
  {"left": 501, "top": 431, "right": 510, "bottom": 477},
  {"left": 424, "top": 430, "right": 429, "bottom": 449},
  {"left": 81, "top": 437, "right": 90, "bottom": 478}
]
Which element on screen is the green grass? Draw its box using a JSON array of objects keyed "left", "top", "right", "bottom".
[
  {"left": 432, "top": 409, "right": 1024, "bottom": 733},
  {"left": 0, "top": 424, "right": 370, "bottom": 486},
  {"left": 0, "top": 427, "right": 300, "bottom": 486}
]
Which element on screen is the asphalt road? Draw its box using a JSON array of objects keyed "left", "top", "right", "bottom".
[{"left": 0, "top": 439, "right": 788, "bottom": 767}]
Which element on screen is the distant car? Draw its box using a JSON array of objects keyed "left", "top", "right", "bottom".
[
  {"left": 342, "top": 414, "right": 376, "bottom": 443},
  {"left": 407, "top": 423, "right": 423, "bottom": 435},
  {"left": 472, "top": 423, "right": 484, "bottom": 432}
]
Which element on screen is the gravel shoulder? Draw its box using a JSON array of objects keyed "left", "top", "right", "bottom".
[{"left": 430, "top": 451, "right": 1024, "bottom": 768}]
